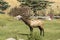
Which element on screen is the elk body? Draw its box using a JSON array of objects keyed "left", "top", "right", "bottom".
[
  {"left": 15, "top": 15, "right": 44, "bottom": 36},
  {"left": 20, "top": 17, "right": 44, "bottom": 36}
]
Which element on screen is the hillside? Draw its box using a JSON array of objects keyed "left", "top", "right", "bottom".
[
  {"left": 4, "top": 0, "right": 20, "bottom": 14},
  {"left": 3, "top": 0, "right": 60, "bottom": 14},
  {"left": 4, "top": 0, "right": 20, "bottom": 7}
]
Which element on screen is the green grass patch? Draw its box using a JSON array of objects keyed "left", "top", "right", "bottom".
[{"left": 0, "top": 14, "right": 60, "bottom": 40}]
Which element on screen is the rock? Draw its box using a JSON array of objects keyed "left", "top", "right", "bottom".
[{"left": 6, "top": 38, "right": 16, "bottom": 40}]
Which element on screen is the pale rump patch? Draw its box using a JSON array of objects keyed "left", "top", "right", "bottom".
[{"left": 30, "top": 20, "right": 43, "bottom": 27}]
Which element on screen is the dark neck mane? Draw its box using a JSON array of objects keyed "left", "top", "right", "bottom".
[{"left": 21, "top": 18, "right": 30, "bottom": 26}]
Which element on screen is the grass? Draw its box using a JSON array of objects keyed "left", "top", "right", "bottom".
[{"left": 0, "top": 14, "right": 60, "bottom": 40}]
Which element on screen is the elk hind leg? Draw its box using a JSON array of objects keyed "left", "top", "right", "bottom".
[
  {"left": 29, "top": 26, "right": 33, "bottom": 35},
  {"left": 38, "top": 26, "right": 44, "bottom": 36}
]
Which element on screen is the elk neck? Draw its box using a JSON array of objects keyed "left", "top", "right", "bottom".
[{"left": 21, "top": 17, "right": 30, "bottom": 26}]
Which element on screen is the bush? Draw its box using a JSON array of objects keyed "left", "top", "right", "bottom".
[{"left": 9, "top": 6, "right": 34, "bottom": 19}]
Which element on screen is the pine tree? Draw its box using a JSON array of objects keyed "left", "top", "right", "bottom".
[
  {"left": 17, "top": 0, "right": 54, "bottom": 16},
  {"left": 0, "top": 0, "right": 10, "bottom": 14}
]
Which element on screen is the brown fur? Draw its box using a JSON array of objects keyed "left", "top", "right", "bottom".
[{"left": 21, "top": 17, "right": 44, "bottom": 36}]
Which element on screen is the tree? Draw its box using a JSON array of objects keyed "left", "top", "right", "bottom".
[
  {"left": 0, "top": 0, "right": 10, "bottom": 14},
  {"left": 17, "top": 0, "right": 54, "bottom": 16}
]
